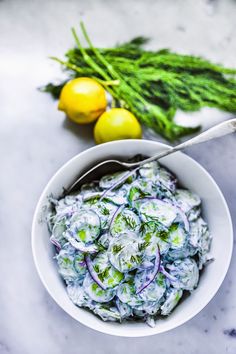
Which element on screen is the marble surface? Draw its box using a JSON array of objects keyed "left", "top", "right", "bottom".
[{"left": 1, "top": 0, "right": 236, "bottom": 353}]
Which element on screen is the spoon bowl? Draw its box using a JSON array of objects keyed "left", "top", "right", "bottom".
[{"left": 68, "top": 119, "right": 236, "bottom": 193}]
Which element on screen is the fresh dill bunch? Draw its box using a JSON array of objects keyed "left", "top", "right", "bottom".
[{"left": 42, "top": 22, "right": 236, "bottom": 141}]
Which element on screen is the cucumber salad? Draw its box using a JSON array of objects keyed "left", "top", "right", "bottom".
[{"left": 47, "top": 161, "right": 212, "bottom": 327}]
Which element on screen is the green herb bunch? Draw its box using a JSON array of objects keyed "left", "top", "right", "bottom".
[{"left": 43, "top": 22, "right": 236, "bottom": 141}]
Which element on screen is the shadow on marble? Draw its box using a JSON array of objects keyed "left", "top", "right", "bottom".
[{"left": 62, "top": 118, "right": 94, "bottom": 142}]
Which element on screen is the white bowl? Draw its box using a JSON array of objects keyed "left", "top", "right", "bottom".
[{"left": 32, "top": 140, "right": 233, "bottom": 337}]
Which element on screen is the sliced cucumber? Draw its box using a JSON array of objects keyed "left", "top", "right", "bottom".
[
  {"left": 136, "top": 272, "right": 166, "bottom": 303},
  {"left": 56, "top": 248, "right": 78, "bottom": 283},
  {"left": 52, "top": 216, "right": 67, "bottom": 245},
  {"left": 160, "top": 288, "right": 183, "bottom": 315},
  {"left": 140, "top": 221, "right": 169, "bottom": 256},
  {"left": 108, "top": 232, "right": 144, "bottom": 272},
  {"left": 167, "top": 258, "right": 199, "bottom": 291},
  {"left": 67, "top": 283, "right": 93, "bottom": 308},
  {"left": 73, "top": 252, "right": 86, "bottom": 276},
  {"left": 83, "top": 273, "right": 115, "bottom": 303},
  {"left": 139, "top": 199, "right": 177, "bottom": 227},
  {"left": 110, "top": 208, "right": 140, "bottom": 236},
  {"left": 103, "top": 187, "right": 128, "bottom": 206},
  {"left": 189, "top": 217, "right": 211, "bottom": 255},
  {"left": 188, "top": 206, "right": 201, "bottom": 221},
  {"left": 91, "top": 252, "right": 124, "bottom": 289},
  {"left": 139, "top": 161, "right": 159, "bottom": 179},
  {"left": 166, "top": 244, "right": 197, "bottom": 262},
  {"left": 128, "top": 179, "right": 154, "bottom": 203},
  {"left": 80, "top": 182, "right": 100, "bottom": 194},
  {"left": 89, "top": 200, "right": 117, "bottom": 230},
  {"left": 168, "top": 224, "right": 187, "bottom": 250},
  {"left": 69, "top": 209, "right": 100, "bottom": 243},
  {"left": 117, "top": 283, "right": 143, "bottom": 307},
  {"left": 93, "top": 304, "right": 121, "bottom": 321},
  {"left": 99, "top": 171, "right": 133, "bottom": 190},
  {"left": 97, "top": 232, "right": 110, "bottom": 249},
  {"left": 157, "top": 167, "right": 176, "bottom": 193},
  {"left": 174, "top": 189, "right": 201, "bottom": 214},
  {"left": 116, "top": 299, "right": 133, "bottom": 318}
]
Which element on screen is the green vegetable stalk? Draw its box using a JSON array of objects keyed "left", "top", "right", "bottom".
[{"left": 43, "top": 22, "right": 236, "bottom": 141}]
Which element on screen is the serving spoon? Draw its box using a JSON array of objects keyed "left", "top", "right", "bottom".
[{"left": 68, "top": 118, "right": 236, "bottom": 193}]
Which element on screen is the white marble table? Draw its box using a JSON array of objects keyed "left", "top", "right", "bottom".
[{"left": 1, "top": 0, "right": 236, "bottom": 353}]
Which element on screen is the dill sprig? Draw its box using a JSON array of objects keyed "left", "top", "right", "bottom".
[{"left": 43, "top": 22, "right": 236, "bottom": 141}]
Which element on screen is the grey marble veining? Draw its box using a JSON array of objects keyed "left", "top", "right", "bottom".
[{"left": 0, "top": 0, "right": 236, "bottom": 353}]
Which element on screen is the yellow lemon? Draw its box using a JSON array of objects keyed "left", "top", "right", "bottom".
[
  {"left": 94, "top": 108, "right": 142, "bottom": 144},
  {"left": 58, "top": 77, "right": 107, "bottom": 124}
]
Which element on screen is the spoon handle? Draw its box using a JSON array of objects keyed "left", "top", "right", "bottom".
[{"left": 127, "top": 118, "right": 236, "bottom": 167}]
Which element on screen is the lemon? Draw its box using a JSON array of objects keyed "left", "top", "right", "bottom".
[
  {"left": 58, "top": 77, "right": 107, "bottom": 124},
  {"left": 94, "top": 108, "right": 142, "bottom": 144}
]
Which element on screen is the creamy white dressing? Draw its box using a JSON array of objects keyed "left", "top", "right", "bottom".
[{"left": 47, "top": 160, "right": 211, "bottom": 327}]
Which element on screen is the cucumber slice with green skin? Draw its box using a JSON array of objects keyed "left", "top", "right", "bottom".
[
  {"left": 166, "top": 245, "right": 197, "bottom": 262},
  {"left": 133, "top": 308, "right": 147, "bottom": 318},
  {"left": 80, "top": 182, "right": 100, "bottom": 194},
  {"left": 128, "top": 179, "right": 154, "bottom": 204},
  {"left": 73, "top": 253, "right": 86, "bottom": 275},
  {"left": 116, "top": 299, "right": 133, "bottom": 318},
  {"left": 56, "top": 249, "right": 78, "bottom": 283},
  {"left": 135, "top": 272, "right": 166, "bottom": 303},
  {"left": 168, "top": 224, "right": 187, "bottom": 250},
  {"left": 69, "top": 209, "right": 100, "bottom": 243},
  {"left": 64, "top": 195, "right": 81, "bottom": 206},
  {"left": 167, "top": 258, "right": 199, "bottom": 291},
  {"left": 139, "top": 199, "right": 177, "bottom": 227},
  {"left": 93, "top": 304, "right": 121, "bottom": 322},
  {"left": 99, "top": 171, "right": 133, "bottom": 190},
  {"left": 91, "top": 252, "right": 124, "bottom": 289},
  {"left": 134, "top": 301, "right": 161, "bottom": 316},
  {"left": 174, "top": 189, "right": 201, "bottom": 213},
  {"left": 83, "top": 273, "right": 115, "bottom": 303},
  {"left": 155, "top": 183, "right": 175, "bottom": 200},
  {"left": 103, "top": 188, "right": 128, "bottom": 206},
  {"left": 160, "top": 288, "right": 183, "bottom": 315},
  {"left": 157, "top": 167, "right": 177, "bottom": 193},
  {"left": 117, "top": 283, "right": 143, "bottom": 307},
  {"left": 82, "top": 191, "right": 103, "bottom": 202},
  {"left": 64, "top": 232, "right": 99, "bottom": 253},
  {"left": 89, "top": 201, "right": 117, "bottom": 230},
  {"left": 97, "top": 232, "right": 110, "bottom": 249},
  {"left": 188, "top": 206, "right": 201, "bottom": 222},
  {"left": 139, "top": 161, "right": 159, "bottom": 179},
  {"left": 52, "top": 217, "right": 67, "bottom": 245},
  {"left": 55, "top": 196, "right": 82, "bottom": 214},
  {"left": 110, "top": 208, "right": 140, "bottom": 236},
  {"left": 128, "top": 186, "right": 145, "bottom": 203},
  {"left": 140, "top": 221, "right": 169, "bottom": 256},
  {"left": 67, "top": 282, "right": 93, "bottom": 308},
  {"left": 108, "top": 232, "right": 144, "bottom": 272},
  {"left": 189, "top": 218, "right": 211, "bottom": 255}
]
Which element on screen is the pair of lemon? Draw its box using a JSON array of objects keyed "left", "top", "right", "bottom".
[{"left": 58, "top": 77, "right": 142, "bottom": 144}]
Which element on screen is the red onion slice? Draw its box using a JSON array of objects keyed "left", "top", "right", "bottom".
[
  {"left": 85, "top": 255, "right": 106, "bottom": 290},
  {"left": 50, "top": 236, "right": 61, "bottom": 251},
  {"left": 159, "top": 265, "right": 177, "bottom": 282},
  {"left": 136, "top": 246, "right": 160, "bottom": 294},
  {"left": 173, "top": 204, "right": 190, "bottom": 232}
]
